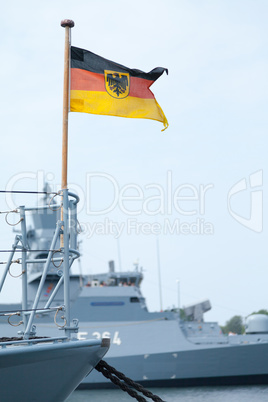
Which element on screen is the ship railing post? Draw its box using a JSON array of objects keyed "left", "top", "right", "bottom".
[
  {"left": 19, "top": 206, "right": 29, "bottom": 333},
  {"left": 69, "top": 199, "right": 77, "bottom": 250},
  {"left": 0, "top": 236, "right": 20, "bottom": 292},
  {"left": 43, "top": 251, "right": 77, "bottom": 310},
  {"left": 62, "top": 188, "right": 71, "bottom": 338},
  {"left": 23, "top": 220, "right": 62, "bottom": 339}
]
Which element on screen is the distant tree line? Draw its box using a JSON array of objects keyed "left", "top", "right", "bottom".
[
  {"left": 221, "top": 315, "right": 244, "bottom": 334},
  {"left": 250, "top": 309, "right": 268, "bottom": 316},
  {"left": 220, "top": 309, "right": 268, "bottom": 335}
]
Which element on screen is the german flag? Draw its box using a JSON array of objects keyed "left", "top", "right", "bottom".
[{"left": 70, "top": 46, "right": 168, "bottom": 130}]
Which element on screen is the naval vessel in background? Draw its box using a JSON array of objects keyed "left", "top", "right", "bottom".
[{"left": 0, "top": 191, "right": 268, "bottom": 389}]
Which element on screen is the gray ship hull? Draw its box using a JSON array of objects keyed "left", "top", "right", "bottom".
[
  {"left": 1, "top": 314, "right": 267, "bottom": 388},
  {"left": 0, "top": 335, "right": 110, "bottom": 400},
  {"left": 86, "top": 345, "right": 268, "bottom": 388},
  {"left": 77, "top": 322, "right": 268, "bottom": 387}
]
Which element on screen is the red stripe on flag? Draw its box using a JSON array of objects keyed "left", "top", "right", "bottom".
[{"left": 71, "top": 68, "right": 155, "bottom": 99}]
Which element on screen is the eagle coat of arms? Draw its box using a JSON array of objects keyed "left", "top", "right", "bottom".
[{"left": 104, "top": 70, "right": 130, "bottom": 99}]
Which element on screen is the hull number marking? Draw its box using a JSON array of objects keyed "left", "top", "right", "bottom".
[{"left": 78, "top": 331, "right": 121, "bottom": 345}]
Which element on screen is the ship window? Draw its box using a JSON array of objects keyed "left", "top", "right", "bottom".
[
  {"left": 129, "top": 277, "right": 136, "bottom": 285},
  {"left": 118, "top": 278, "right": 128, "bottom": 286},
  {"left": 130, "top": 297, "right": 140, "bottom": 303}
]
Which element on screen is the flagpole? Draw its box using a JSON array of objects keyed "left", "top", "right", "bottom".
[
  {"left": 61, "top": 19, "right": 74, "bottom": 190},
  {"left": 61, "top": 19, "right": 74, "bottom": 338}
]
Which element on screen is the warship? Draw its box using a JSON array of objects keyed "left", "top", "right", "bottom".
[{"left": 0, "top": 189, "right": 268, "bottom": 389}]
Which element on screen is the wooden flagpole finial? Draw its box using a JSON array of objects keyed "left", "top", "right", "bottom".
[{"left": 61, "top": 19, "right": 75, "bottom": 28}]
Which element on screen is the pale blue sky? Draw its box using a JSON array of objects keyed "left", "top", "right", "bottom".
[{"left": 0, "top": 0, "right": 267, "bottom": 325}]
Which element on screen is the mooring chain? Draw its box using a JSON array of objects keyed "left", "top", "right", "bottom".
[{"left": 95, "top": 360, "right": 165, "bottom": 402}]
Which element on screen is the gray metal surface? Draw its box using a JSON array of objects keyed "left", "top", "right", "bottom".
[{"left": 0, "top": 337, "right": 109, "bottom": 401}]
